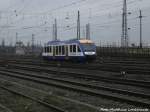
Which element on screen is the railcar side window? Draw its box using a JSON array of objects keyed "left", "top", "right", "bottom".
[
  {"left": 45, "top": 47, "right": 47, "bottom": 53},
  {"left": 47, "top": 47, "right": 49, "bottom": 53},
  {"left": 59, "top": 46, "right": 61, "bottom": 55},
  {"left": 78, "top": 46, "right": 81, "bottom": 52},
  {"left": 56, "top": 46, "right": 58, "bottom": 55},
  {"left": 62, "top": 46, "right": 65, "bottom": 55},
  {"left": 47, "top": 47, "right": 49, "bottom": 52},
  {"left": 73, "top": 45, "right": 76, "bottom": 52},
  {"left": 70, "top": 45, "right": 73, "bottom": 52},
  {"left": 49, "top": 46, "right": 51, "bottom": 53}
]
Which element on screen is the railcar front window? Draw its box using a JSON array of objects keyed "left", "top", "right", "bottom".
[{"left": 81, "top": 43, "right": 95, "bottom": 51}]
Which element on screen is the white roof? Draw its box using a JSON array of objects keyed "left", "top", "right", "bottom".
[{"left": 79, "top": 39, "right": 94, "bottom": 44}]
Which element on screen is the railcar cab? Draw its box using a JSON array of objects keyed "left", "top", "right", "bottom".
[{"left": 79, "top": 39, "right": 96, "bottom": 60}]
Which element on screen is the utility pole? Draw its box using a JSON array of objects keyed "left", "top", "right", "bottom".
[
  {"left": 77, "top": 11, "right": 80, "bottom": 40},
  {"left": 54, "top": 18, "right": 57, "bottom": 40},
  {"left": 52, "top": 23, "right": 55, "bottom": 41},
  {"left": 86, "top": 23, "right": 90, "bottom": 40},
  {"left": 32, "top": 34, "right": 35, "bottom": 54},
  {"left": 16, "top": 32, "right": 18, "bottom": 43},
  {"left": 139, "top": 10, "right": 143, "bottom": 48},
  {"left": 52, "top": 19, "right": 57, "bottom": 41},
  {"left": 2, "top": 38, "right": 5, "bottom": 47},
  {"left": 121, "top": 0, "right": 128, "bottom": 47}
]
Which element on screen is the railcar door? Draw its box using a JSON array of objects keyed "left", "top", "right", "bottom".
[{"left": 65, "top": 45, "right": 69, "bottom": 60}]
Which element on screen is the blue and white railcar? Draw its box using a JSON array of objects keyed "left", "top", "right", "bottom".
[{"left": 42, "top": 39, "right": 96, "bottom": 62}]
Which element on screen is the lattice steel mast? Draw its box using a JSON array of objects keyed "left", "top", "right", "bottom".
[
  {"left": 121, "top": 0, "right": 128, "bottom": 47},
  {"left": 77, "top": 11, "right": 80, "bottom": 40}
]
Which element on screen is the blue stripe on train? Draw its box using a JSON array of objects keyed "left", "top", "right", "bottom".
[{"left": 43, "top": 56, "right": 86, "bottom": 62}]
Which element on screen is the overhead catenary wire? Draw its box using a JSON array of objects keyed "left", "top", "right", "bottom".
[
  {"left": 0, "top": 0, "right": 149, "bottom": 45},
  {"left": 0, "top": 0, "right": 146, "bottom": 29}
]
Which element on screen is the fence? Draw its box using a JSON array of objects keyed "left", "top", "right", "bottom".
[{"left": 97, "top": 47, "right": 150, "bottom": 58}]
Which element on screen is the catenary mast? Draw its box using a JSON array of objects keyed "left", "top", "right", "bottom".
[{"left": 121, "top": 0, "right": 128, "bottom": 47}]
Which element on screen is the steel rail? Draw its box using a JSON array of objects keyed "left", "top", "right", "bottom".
[
  {"left": 3, "top": 68, "right": 150, "bottom": 99},
  {"left": 8, "top": 64, "right": 150, "bottom": 88},
  {"left": 0, "top": 82, "right": 67, "bottom": 112},
  {"left": 0, "top": 70, "right": 149, "bottom": 108}
]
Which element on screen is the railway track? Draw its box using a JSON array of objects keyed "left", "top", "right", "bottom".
[
  {"left": 2, "top": 68, "right": 150, "bottom": 98},
  {"left": 1, "top": 55, "right": 150, "bottom": 76},
  {"left": 8, "top": 63, "right": 150, "bottom": 88},
  {"left": 0, "top": 80, "right": 67, "bottom": 112},
  {"left": 1, "top": 55, "right": 150, "bottom": 69},
  {"left": 5, "top": 59, "right": 150, "bottom": 75},
  {"left": 0, "top": 103, "right": 13, "bottom": 112},
  {"left": 0, "top": 67, "right": 150, "bottom": 108},
  {"left": 0, "top": 77, "right": 99, "bottom": 112}
]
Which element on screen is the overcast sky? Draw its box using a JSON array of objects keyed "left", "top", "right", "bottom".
[{"left": 0, "top": 0, "right": 150, "bottom": 46}]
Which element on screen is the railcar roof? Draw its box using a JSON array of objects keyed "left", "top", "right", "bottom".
[
  {"left": 46, "top": 39, "right": 94, "bottom": 46},
  {"left": 79, "top": 39, "right": 94, "bottom": 44}
]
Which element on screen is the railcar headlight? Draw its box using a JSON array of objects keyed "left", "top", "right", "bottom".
[{"left": 84, "top": 52, "right": 96, "bottom": 55}]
